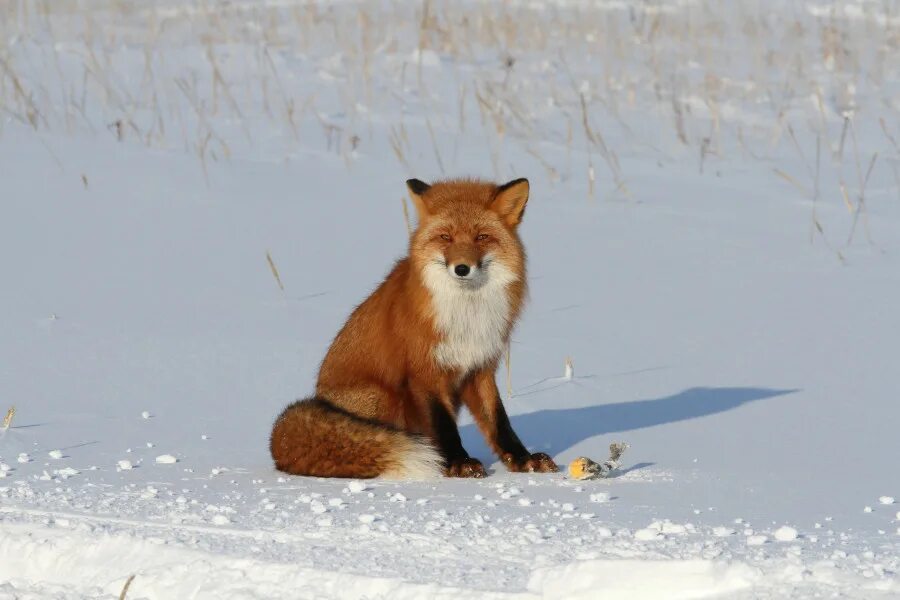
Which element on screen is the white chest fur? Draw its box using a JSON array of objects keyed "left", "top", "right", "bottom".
[{"left": 422, "top": 261, "right": 518, "bottom": 373}]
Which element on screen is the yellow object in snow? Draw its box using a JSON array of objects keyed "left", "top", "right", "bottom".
[
  {"left": 568, "top": 457, "right": 600, "bottom": 480},
  {"left": 567, "top": 442, "right": 629, "bottom": 480}
]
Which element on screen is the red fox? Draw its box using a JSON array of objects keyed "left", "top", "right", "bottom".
[{"left": 269, "top": 178, "right": 558, "bottom": 478}]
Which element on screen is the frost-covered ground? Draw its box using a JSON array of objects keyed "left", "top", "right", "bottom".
[{"left": 1, "top": 1, "right": 899, "bottom": 598}]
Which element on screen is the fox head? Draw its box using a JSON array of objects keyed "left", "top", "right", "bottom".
[{"left": 406, "top": 177, "right": 529, "bottom": 291}]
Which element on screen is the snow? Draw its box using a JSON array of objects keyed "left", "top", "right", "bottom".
[
  {"left": 774, "top": 526, "right": 799, "bottom": 542},
  {"left": 1, "top": 0, "right": 899, "bottom": 598},
  {"left": 589, "top": 492, "right": 610, "bottom": 503},
  {"left": 713, "top": 527, "right": 736, "bottom": 538},
  {"left": 634, "top": 528, "right": 665, "bottom": 542},
  {"left": 528, "top": 559, "right": 758, "bottom": 600},
  {"left": 347, "top": 481, "right": 369, "bottom": 494},
  {"left": 747, "top": 535, "right": 769, "bottom": 547},
  {"left": 54, "top": 467, "right": 79, "bottom": 479}
]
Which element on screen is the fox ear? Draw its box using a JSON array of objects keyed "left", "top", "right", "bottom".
[
  {"left": 491, "top": 178, "right": 529, "bottom": 226},
  {"left": 406, "top": 178, "right": 432, "bottom": 218}
]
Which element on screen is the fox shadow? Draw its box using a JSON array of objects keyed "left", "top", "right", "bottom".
[{"left": 460, "top": 386, "right": 797, "bottom": 459}]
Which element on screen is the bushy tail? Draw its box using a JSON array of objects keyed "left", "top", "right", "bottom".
[{"left": 269, "top": 398, "right": 442, "bottom": 479}]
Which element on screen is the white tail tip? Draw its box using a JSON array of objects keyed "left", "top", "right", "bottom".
[{"left": 381, "top": 438, "right": 443, "bottom": 480}]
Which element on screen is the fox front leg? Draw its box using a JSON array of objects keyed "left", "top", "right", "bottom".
[
  {"left": 427, "top": 396, "right": 486, "bottom": 478},
  {"left": 461, "top": 370, "right": 558, "bottom": 473}
]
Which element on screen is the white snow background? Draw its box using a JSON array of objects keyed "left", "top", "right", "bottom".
[{"left": 1, "top": 1, "right": 898, "bottom": 598}]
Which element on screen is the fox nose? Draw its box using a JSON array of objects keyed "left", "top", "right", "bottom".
[{"left": 454, "top": 264, "right": 471, "bottom": 277}]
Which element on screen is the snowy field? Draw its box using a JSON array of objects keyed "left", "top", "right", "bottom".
[{"left": 1, "top": 0, "right": 899, "bottom": 598}]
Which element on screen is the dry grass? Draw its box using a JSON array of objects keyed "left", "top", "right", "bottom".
[
  {"left": 401, "top": 196, "right": 413, "bottom": 237},
  {"left": 266, "top": 250, "right": 285, "bottom": 292},
  {"left": 1, "top": 0, "right": 898, "bottom": 228},
  {"left": 505, "top": 341, "right": 512, "bottom": 401},
  {"left": 1, "top": 406, "right": 14, "bottom": 430},
  {"left": 118, "top": 574, "right": 136, "bottom": 600}
]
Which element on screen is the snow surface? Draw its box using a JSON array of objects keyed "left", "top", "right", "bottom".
[{"left": 1, "top": 0, "right": 899, "bottom": 598}]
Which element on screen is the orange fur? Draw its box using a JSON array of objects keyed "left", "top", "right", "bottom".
[{"left": 269, "top": 178, "right": 558, "bottom": 478}]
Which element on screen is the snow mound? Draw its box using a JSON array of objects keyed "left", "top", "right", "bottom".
[
  {"left": 0, "top": 523, "right": 518, "bottom": 600},
  {"left": 528, "top": 559, "right": 757, "bottom": 600},
  {"left": 774, "top": 526, "right": 798, "bottom": 542}
]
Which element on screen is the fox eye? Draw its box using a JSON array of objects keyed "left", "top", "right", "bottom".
[
  {"left": 475, "top": 233, "right": 490, "bottom": 241},
  {"left": 439, "top": 234, "right": 452, "bottom": 241}
]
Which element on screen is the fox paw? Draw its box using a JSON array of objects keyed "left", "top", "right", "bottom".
[
  {"left": 444, "top": 458, "right": 486, "bottom": 478},
  {"left": 503, "top": 452, "right": 558, "bottom": 473}
]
